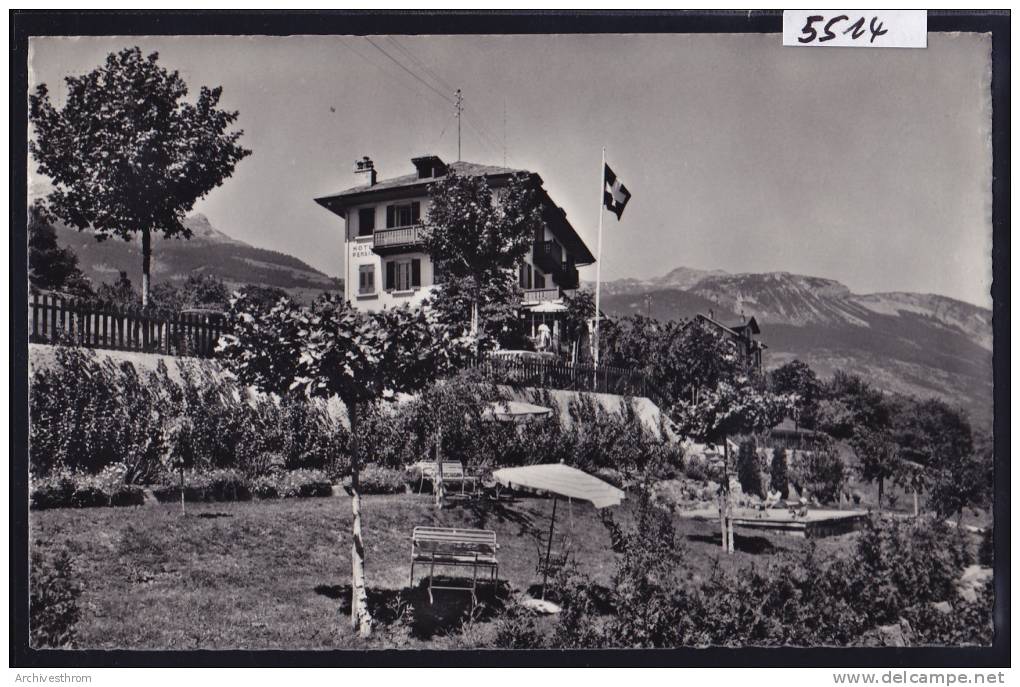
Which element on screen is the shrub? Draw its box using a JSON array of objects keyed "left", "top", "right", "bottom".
[
  {"left": 206, "top": 469, "right": 252, "bottom": 502},
  {"left": 253, "top": 475, "right": 280, "bottom": 499},
  {"left": 30, "top": 473, "right": 77, "bottom": 510},
  {"left": 356, "top": 464, "right": 409, "bottom": 495},
  {"left": 492, "top": 597, "right": 547, "bottom": 649},
  {"left": 550, "top": 504, "right": 977, "bottom": 648},
  {"left": 151, "top": 471, "right": 212, "bottom": 503},
  {"left": 30, "top": 547, "right": 81, "bottom": 648},
  {"left": 683, "top": 455, "right": 709, "bottom": 483},
  {"left": 69, "top": 483, "right": 110, "bottom": 508},
  {"left": 769, "top": 447, "right": 790, "bottom": 498},
  {"left": 29, "top": 348, "right": 350, "bottom": 484},
  {"left": 110, "top": 484, "right": 146, "bottom": 507},
  {"left": 790, "top": 444, "right": 846, "bottom": 504},
  {"left": 276, "top": 469, "right": 333, "bottom": 498},
  {"left": 736, "top": 440, "right": 764, "bottom": 498}
]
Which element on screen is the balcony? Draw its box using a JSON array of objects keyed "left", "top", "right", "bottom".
[
  {"left": 532, "top": 240, "right": 563, "bottom": 275},
  {"left": 522, "top": 287, "right": 562, "bottom": 305},
  {"left": 373, "top": 225, "right": 424, "bottom": 255}
]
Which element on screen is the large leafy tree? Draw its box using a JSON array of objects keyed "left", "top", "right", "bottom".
[
  {"left": 421, "top": 172, "right": 543, "bottom": 340},
  {"left": 218, "top": 294, "right": 470, "bottom": 636},
  {"left": 28, "top": 204, "right": 92, "bottom": 297},
  {"left": 849, "top": 427, "right": 901, "bottom": 512},
  {"left": 892, "top": 398, "right": 975, "bottom": 517},
  {"left": 29, "top": 47, "right": 251, "bottom": 306},
  {"left": 770, "top": 359, "right": 824, "bottom": 429}
]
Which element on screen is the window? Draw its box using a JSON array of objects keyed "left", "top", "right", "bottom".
[
  {"left": 358, "top": 208, "right": 375, "bottom": 237},
  {"left": 534, "top": 270, "right": 546, "bottom": 289},
  {"left": 385, "top": 258, "right": 422, "bottom": 291},
  {"left": 386, "top": 202, "right": 421, "bottom": 228},
  {"left": 358, "top": 265, "right": 375, "bottom": 295},
  {"left": 518, "top": 262, "right": 533, "bottom": 290}
]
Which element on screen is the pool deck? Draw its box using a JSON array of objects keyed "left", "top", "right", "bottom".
[{"left": 679, "top": 507, "right": 869, "bottom": 539}]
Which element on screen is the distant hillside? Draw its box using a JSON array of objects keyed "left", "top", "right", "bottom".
[
  {"left": 594, "top": 269, "right": 993, "bottom": 427},
  {"left": 52, "top": 214, "right": 342, "bottom": 304}
]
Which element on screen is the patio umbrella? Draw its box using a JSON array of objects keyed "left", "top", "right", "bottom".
[{"left": 492, "top": 463, "right": 625, "bottom": 601}]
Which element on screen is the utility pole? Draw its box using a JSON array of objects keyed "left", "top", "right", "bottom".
[{"left": 455, "top": 89, "right": 463, "bottom": 161}]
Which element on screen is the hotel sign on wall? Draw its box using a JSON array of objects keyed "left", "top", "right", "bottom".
[{"left": 352, "top": 242, "right": 374, "bottom": 259}]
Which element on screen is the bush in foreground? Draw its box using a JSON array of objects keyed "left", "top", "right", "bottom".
[{"left": 30, "top": 546, "right": 82, "bottom": 648}]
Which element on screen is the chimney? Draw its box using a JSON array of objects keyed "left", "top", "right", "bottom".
[{"left": 354, "top": 156, "right": 377, "bottom": 186}]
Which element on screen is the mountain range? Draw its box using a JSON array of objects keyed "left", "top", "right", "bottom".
[
  {"left": 51, "top": 214, "right": 342, "bottom": 304},
  {"left": 590, "top": 268, "right": 994, "bottom": 427}
]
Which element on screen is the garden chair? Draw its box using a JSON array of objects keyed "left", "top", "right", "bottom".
[{"left": 533, "top": 531, "right": 573, "bottom": 579}]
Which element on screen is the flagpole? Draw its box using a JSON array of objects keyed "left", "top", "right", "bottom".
[{"left": 593, "top": 146, "right": 606, "bottom": 386}]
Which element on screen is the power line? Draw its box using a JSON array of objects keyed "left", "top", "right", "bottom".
[
  {"left": 385, "top": 37, "right": 456, "bottom": 94},
  {"left": 364, "top": 37, "right": 454, "bottom": 106}
]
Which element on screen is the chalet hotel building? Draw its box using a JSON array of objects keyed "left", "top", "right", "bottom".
[{"left": 314, "top": 155, "right": 596, "bottom": 328}]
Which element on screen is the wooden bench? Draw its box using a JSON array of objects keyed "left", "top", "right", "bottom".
[
  {"left": 410, "top": 526, "right": 499, "bottom": 604},
  {"left": 415, "top": 461, "right": 478, "bottom": 495}
]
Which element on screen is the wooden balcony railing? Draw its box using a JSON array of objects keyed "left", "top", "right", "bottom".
[
  {"left": 373, "top": 225, "right": 424, "bottom": 254},
  {"left": 522, "top": 287, "right": 562, "bottom": 304}
]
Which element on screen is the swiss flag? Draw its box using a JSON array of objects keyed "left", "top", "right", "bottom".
[{"left": 603, "top": 163, "right": 631, "bottom": 220}]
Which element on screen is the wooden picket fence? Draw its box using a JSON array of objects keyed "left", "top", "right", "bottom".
[
  {"left": 29, "top": 292, "right": 225, "bottom": 358},
  {"left": 472, "top": 355, "right": 658, "bottom": 400}
]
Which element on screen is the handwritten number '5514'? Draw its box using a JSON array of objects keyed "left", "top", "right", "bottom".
[{"left": 798, "top": 15, "right": 889, "bottom": 44}]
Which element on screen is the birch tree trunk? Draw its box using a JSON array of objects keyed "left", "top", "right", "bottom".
[
  {"left": 141, "top": 227, "right": 152, "bottom": 307},
  {"left": 348, "top": 402, "right": 373, "bottom": 637},
  {"left": 434, "top": 430, "right": 445, "bottom": 510},
  {"left": 877, "top": 476, "right": 884, "bottom": 514},
  {"left": 720, "top": 436, "right": 731, "bottom": 553}
]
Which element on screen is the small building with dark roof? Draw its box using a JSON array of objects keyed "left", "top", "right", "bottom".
[{"left": 688, "top": 312, "right": 767, "bottom": 370}]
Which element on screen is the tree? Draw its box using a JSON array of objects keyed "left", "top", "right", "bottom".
[
  {"left": 893, "top": 398, "right": 977, "bottom": 518},
  {"left": 770, "top": 359, "right": 823, "bottom": 428},
  {"left": 673, "top": 376, "right": 794, "bottom": 552},
  {"left": 218, "top": 294, "right": 471, "bottom": 635},
  {"left": 561, "top": 289, "right": 596, "bottom": 363},
  {"left": 149, "top": 274, "right": 231, "bottom": 312},
  {"left": 425, "top": 269, "right": 527, "bottom": 350},
  {"left": 821, "top": 371, "right": 893, "bottom": 440},
  {"left": 29, "top": 47, "right": 251, "bottom": 306},
  {"left": 770, "top": 446, "right": 789, "bottom": 499},
  {"left": 849, "top": 428, "right": 901, "bottom": 512},
  {"left": 792, "top": 441, "right": 847, "bottom": 504},
  {"left": 736, "top": 439, "right": 764, "bottom": 498},
  {"left": 421, "top": 172, "right": 543, "bottom": 340},
  {"left": 95, "top": 271, "right": 139, "bottom": 307},
  {"left": 28, "top": 205, "right": 93, "bottom": 297}
]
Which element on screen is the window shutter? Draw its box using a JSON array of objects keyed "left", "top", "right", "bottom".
[
  {"left": 386, "top": 205, "right": 395, "bottom": 229},
  {"left": 411, "top": 202, "right": 421, "bottom": 223},
  {"left": 385, "top": 261, "right": 395, "bottom": 290},
  {"left": 411, "top": 259, "right": 421, "bottom": 287}
]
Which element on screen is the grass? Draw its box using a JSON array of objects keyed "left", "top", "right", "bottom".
[{"left": 31, "top": 493, "right": 859, "bottom": 650}]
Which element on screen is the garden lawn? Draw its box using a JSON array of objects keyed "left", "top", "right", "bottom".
[{"left": 30, "top": 493, "right": 855, "bottom": 650}]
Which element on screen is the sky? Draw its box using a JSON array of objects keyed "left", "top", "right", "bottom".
[{"left": 27, "top": 32, "right": 993, "bottom": 307}]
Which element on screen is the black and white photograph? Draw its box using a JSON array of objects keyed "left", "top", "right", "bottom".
[{"left": 11, "top": 10, "right": 1009, "bottom": 668}]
